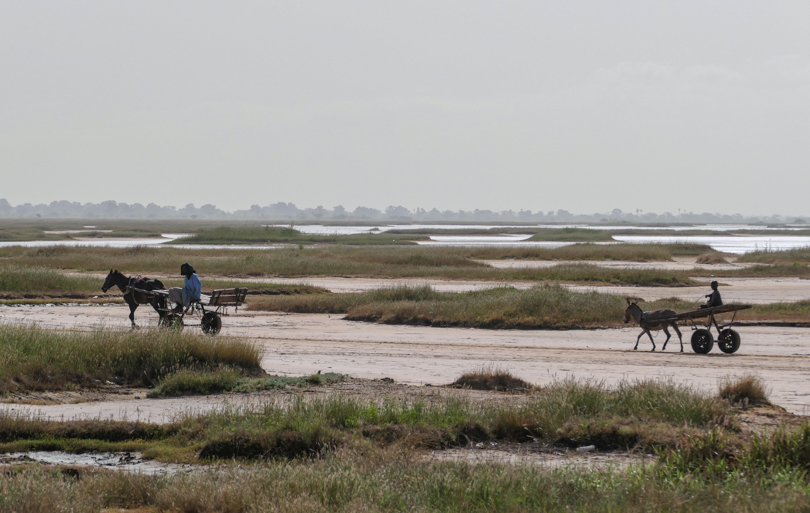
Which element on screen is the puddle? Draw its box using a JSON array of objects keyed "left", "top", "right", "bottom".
[
  {"left": 3, "top": 451, "right": 199, "bottom": 475},
  {"left": 426, "top": 446, "right": 654, "bottom": 469}
]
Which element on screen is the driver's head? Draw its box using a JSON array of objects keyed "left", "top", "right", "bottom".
[
  {"left": 180, "top": 263, "right": 195, "bottom": 278},
  {"left": 710, "top": 281, "right": 718, "bottom": 290}
]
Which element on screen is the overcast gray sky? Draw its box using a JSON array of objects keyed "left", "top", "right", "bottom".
[{"left": 1, "top": 1, "right": 808, "bottom": 216}]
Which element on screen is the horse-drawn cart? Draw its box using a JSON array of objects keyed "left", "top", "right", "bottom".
[
  {"left": 664, "top": 304, "right": 752, "bottom": 354},
  {"left": 128, "top": 286, "right": 248, "bottom": 334}
]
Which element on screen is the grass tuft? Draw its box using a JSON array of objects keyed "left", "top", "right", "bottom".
[
  {"left": 719, "top": 375, "right": 770, "bottom": 405},
  {"left": 451, "top": 366, "right": 531, "bottom": 392}
]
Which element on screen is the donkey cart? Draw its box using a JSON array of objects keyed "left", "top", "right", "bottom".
[
  {"left": 666, "top": 304, "right": 752, "bottom": 354},
  {"left": 128, "top": 286, "right": 248, "bottom": 335}
]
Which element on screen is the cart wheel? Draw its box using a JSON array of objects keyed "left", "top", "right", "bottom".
[
  {"left": 160, "top": 313, "right": 184, "bottom": 331},
  {"left": 691, "top": 329, "right": 714, "bottom": 354},
  {"left": 718, "top": 329, "right": 741, "bottom": 354},
  {"left": 201, "top": 312, "right": 222, "bottom": 335}
]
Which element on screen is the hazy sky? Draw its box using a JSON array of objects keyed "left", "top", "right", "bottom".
[{"left": 1, "top": 1, "right": 808, "bottom": 215}]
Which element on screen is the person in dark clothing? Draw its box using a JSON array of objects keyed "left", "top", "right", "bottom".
[{"left": 700, "top": 281, "right": 722, "bottom": 308}]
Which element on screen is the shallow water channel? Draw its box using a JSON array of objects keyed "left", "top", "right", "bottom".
[{"left": 5, "top": 451, "right": 198, "bottom": 475}]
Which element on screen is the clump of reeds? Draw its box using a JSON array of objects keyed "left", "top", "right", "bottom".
[
  {"left": 719, "top": 375, "right": 770, "bottom": 406},
  {"left": 451, "top": 366, "right": 532, "bottom": 392}
]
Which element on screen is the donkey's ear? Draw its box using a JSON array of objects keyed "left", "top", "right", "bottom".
[{"left": 625, "top": 298, "right": 631, "bottom": 305}]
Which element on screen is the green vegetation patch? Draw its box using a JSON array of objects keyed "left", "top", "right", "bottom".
[
  {"left": 0, "top": 378, "right": 728, "bottom": 462},
  {"left": 250, "top": 284, "right": 631, "bottom": 329},
  {"left": 0, "top": 265, "right": 99, "bottom": 294},
  {"left": 148, "top": 370, "right": 346, "bottom": 397},
  {"left": 1, "top": 452, "right": 810, "bottom": 512},
  {"left": 0, "top": 325, "right": 261, "bottom": 391},
  {"left": 0, "top": 245, "right": 698, "bottom": 285},
  {"left": 644, "top": 297, "right": 810, "bottom": 324}
]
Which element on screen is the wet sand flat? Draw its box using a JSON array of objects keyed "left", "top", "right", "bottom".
[{"left": 2, "top": 305, "right": 809, "bottom": 417}]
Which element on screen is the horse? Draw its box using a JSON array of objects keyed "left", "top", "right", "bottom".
[
  {"left": 623, "top": 299, "right": 683, "bottom": 352},
  {"left": 101, "top": 270, "right": 167, "bottom": 328}
]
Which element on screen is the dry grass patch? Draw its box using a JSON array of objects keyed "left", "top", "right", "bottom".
[
  {"left": 719, "top": 375, "right": 771, "bottom": 406},
  {"left": 695, "top": 252, "right": 729, "bottom": 264}
]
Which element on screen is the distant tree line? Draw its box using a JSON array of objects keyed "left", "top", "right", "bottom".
[{"left": 0, "top": 198, "right": 804, "bottom": 224}]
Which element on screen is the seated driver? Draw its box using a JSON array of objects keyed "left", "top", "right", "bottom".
[
  {"left": 168, "top": 263, "right": 202, "bottom": 313},
  {"left": 700, "top": 280, "right": 722, "bottom": 309}
]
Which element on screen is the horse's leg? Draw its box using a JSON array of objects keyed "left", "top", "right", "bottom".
[
  {"left": 634, "top": 330, "right": 644, "bottom": 350},
  {"left": 646, "top": 329, "right": 656, "bottom": 351},
  {"left": 151, "top": 297, "right": 166, "bottom": 326},
  {"left": 661, "top": 326, "right": 671, "bottom": 351},
  {"left": 124, "top": 294, "right": 139, "bottom": 329},
  {"left": 672, "top": 323, "right": 684, "bottom": 352}
]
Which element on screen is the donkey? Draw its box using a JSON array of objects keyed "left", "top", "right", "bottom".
[
  {"left": 623, "top": 299, "right": 683, "bottom": 352},
  {"left": 101, "top": 270, "right": 167, "bottom": 328}
]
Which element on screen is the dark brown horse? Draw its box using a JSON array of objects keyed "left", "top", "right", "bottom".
[
  {"left": 101, "top": 270, "right": 167, "bottom": 328},
  {"left": 623, "top": 300, "right": 683, "bottom": 352}
]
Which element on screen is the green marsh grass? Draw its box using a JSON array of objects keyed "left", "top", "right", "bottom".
[
  {"left": 0, "top": 325, "right": 261, "bottom": 390},
  {"left": 1, "top": 455, "right": 810, "bottom": 513},
  {"left": 250, "top": 284, "right": 629, "bottom": 329},
  {"left": 0, "top": 245, "right": 698, "bottom": 285},
  {"left": 148, "top": 371, "right": 346, "bottom": 397},
  {"left": 0, "top": 262, "right": 327, "bottom": 299},
  {"left": 0, "top": 265, "right": 99, "bottom": 294},
  {"left": 0, "top": 378, "right": 728, "bottom": 460},
  {"left": 736, "top": 245, "right": 810, "bottom": 264},
  {"left": 643, "top": 297, "right": 810, "bottom": 324}
]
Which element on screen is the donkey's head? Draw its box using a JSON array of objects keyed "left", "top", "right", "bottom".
[{"left": 623, "top": 297, "right": 643, "bottom": 324}]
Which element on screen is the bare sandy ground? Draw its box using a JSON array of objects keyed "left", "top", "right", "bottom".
[{"left": 2, "top": 304, "right": 809, "bottom": 419}]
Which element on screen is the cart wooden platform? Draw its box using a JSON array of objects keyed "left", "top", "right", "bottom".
[
  {"left": 128, "top": 286, "right": 248, "bottom": 334},
  {"left": 658, "top": 304, "right": 752, "bottom": 354}
]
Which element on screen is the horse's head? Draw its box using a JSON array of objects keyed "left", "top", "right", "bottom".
[{"left": 101, "top": 269, "right": 119, "bottom": 293}]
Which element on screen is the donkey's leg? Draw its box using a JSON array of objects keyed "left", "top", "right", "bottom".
[
  {"left": 124, "top": 294, "right": 139, "bottom": 329},
  {"left": 634, "top": 331, "right": 644, "bottom": 350},
  {"left": 672, "top": 323, "right": 684, "bottom": 352},
  {"left": 661, "top": 326, "right": 672, "bottom": 351},
  {"left": 646, "top": 329, "right": 656, "bottom": 351}
]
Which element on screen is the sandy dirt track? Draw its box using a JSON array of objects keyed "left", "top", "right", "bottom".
[{"left": 1, "top": 304, "right": 809, "bottom": 418}]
